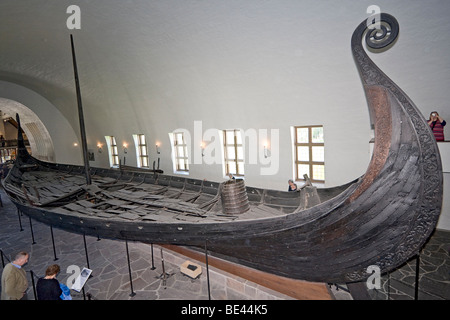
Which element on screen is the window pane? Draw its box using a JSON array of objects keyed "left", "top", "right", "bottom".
[
  {"left": 178, "top": 160, "right": 185, "bottom": 170},
  {"left": 311, "top": 127, "right": 324, "bottom": 143},
  {"left": 236, "top": 146, "right": 244, "bottom": 161},
  {"left": 175, "top": 133, "right": 183, "bottom": 145},
  {"left": 297, "top": 164, "right": 309, "bottom": 177},
  {"left": 226, "top": 146, "right": 235, "bottom": 160},
  {"left": 228, "top": 161, "right": 236, "bottom": 174},
  {"left": 312, "top": 146, "right": 324, "bottom": 162},
  {"left": 142, "top": 157, "right": 148, "bottom": 167},
  {"left": 225, "top": 131, "right": 235, "bottom": 144},
  {"left": 296, "top": 128, "right": 308, "bottom": 143},
  {"left": 235, "top": 131, "right": 243, "bottom": 144},
  {"left": 177, "top": 146, "right": 185, "bottom": 157},
  {"left": 297, "top": 146, "right": 309, "bottom": 161},
  {"left": 312, "top": 165, "right": 325, "bottom": 181},
  {"left": 237, "top": 162, "right": 245, "bottom": 175},
  {"left": 140, "top": 146, "right": 147, "bottom": 156}
]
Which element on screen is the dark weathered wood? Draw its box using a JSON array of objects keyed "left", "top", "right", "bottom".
[
  {"left": 118, "top": 163, "right": 163, "bottom": 174},
  {"left": 70, "top": 35, "right": 91, "bottom": 185},
  {"left": 1, "top": 13, "right": 442, "bottom": 284}
]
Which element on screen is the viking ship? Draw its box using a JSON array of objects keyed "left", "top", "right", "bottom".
[{"left": 2, "top": 13, "right": 442, "bottom": 283}]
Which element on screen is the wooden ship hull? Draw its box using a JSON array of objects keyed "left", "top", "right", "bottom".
[{"left": 1, "top": 14, "right": 443, "bottom": 283}]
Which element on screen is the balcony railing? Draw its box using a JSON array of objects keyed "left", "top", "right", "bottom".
[{"left": 0, "top": 139, "right": 30, "bottom": 148}]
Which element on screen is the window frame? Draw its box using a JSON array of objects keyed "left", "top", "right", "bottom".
[
  {"left": 223, "top": 129, "right": 244, "bottom": 177},
  {"left": 106, "top": 135, "right": 119, "bottom": 168},
  {"left": 133, "top": 134, "right": 149, "bottom": 168},
  {"left": 173, "top": 131, "right": 189, "bottom": 173},
  {"left": 294, "top": 125, "right": 324, "bottom": 183}
]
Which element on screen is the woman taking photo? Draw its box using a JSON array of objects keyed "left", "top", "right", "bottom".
[{"left": 428, "top": 111, "right": 446, "bottom": 141}]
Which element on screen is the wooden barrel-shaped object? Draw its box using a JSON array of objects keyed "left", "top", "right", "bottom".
[{"left": 221, "top": 179, "right": 250, "bottom": 215}]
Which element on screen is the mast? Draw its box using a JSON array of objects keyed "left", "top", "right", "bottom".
[{"left": 70, "top": 34, "right": 91, "bottom": 185}]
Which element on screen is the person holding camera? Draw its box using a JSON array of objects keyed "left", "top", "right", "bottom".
[{"left": 428, "top": 111, "right": 446, "bottom": 141}]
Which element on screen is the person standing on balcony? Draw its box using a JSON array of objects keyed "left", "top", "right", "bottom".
[{"left": 428, "top": 111, "right": 446, "bottom": 141}]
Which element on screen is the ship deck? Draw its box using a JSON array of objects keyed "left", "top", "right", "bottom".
[{"left": 6, "top": 169, "right": 322, "bottom": 225}]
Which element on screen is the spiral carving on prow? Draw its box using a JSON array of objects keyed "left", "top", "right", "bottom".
[
  {"left": 347, "top": 14, "right": 400, "bottom": 203},
  {"left": 365, "top": 14, "right": 399, "bottom": 50},
  {"left": 347, "top": 13, "right": 443, "bottom": 280}
]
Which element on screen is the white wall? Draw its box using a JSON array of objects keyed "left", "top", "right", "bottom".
[
  {"left": 70, "top": 1, "right": 448, "bottom": 189},
  {"left": 437, "top": 143, "right": 450, "bottom": 230}
]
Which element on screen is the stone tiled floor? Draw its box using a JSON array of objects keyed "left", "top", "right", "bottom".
[
  {"left": 331, "top": 229, "right": 450, "bottom": 300},
  {"left": 367, "top": 229, "right": 450, "bottom": 300}
]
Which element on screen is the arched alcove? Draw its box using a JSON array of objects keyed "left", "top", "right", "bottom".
[
  {"left": 0, "top": 81, "right": 82, "bottom": 165},
  {"left": 0, "top": 98, "right": 55, "bottom": 161}
]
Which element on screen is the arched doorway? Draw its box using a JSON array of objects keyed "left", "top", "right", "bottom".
[
  {"left": 0, "top": 81, "right": 82, "bottom": 166},
  {"left": 0, "top": 98, "right": 55, "bottom": 162}
]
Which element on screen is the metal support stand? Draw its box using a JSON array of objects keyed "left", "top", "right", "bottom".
[
  {"left": 83, "top": 233, "right": 90, "bottom": 269},
  {"left": 29, "top": 217, "right": 36, "bottom": 245},
  {"left": 95, "top": 227, "right": 101, "bottom": 241},
  {"left": 82, "top": 287, "right": 86, "bottom": 300},
  {"left": 50, "top": 226, "right": 58, "bottom": 261},
  {"left": 205, "top": 240, "right": 211, "bottom": 300},
  {"left": 156, "top": 247, "right": 173, "bottom": 288},
  {"left": 125, "top": 238, "right": 136, "bottom": 297},
  {"left": 17, "top": 209, "right": 23, "bottom": 231},
  {"left": 160, "top": 247, "right": 167, "bottom": 286},
  {"left": 30, "top": 270, "right": 37, "bottom": 300},
  {"left": 0, "top": 249, "right": 5, "bottom": 268},
  {"left": 150, "top": 243, "right": 156, "bottom": 270},
  {"left": 387, "top": 271, "right": 391, "bottom": 300},
  {"left": 415, "top": 254, "right": 420, "bottom": 300}
]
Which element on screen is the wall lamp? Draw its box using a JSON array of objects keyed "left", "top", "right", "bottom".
[
  {"left": 97, "top": 143, "right": 103, "bottom": 153},
  {"left": 264, "top": 143, "right": 269, "bottom": 158},
  {"left": 200, "top": 141, "right": 205, "bottom": 157}
]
